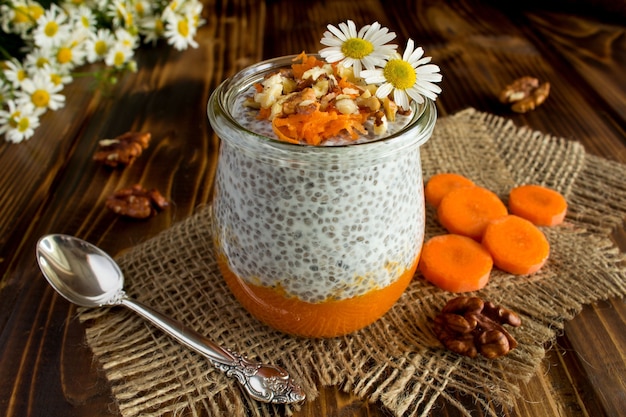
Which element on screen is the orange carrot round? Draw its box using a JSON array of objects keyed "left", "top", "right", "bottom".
[
  {"left": 508, "top": 184, "right": 567, "bottom": 226},
  {"left": 425, "top": 173, "right": 475, "bottom": 207},
  {"left": 437, "top": 186, "right": 508, "bottom": 240},
  {"left": 419, "top": 234, "right": 493, "bottom": 292},
  {"left": 482, "top": 214, "right": 550, "bottom": 275}
]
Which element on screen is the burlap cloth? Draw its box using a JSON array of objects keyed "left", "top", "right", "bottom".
[{"left": 78, "top": 108, "right": 626, "bottom": 417}]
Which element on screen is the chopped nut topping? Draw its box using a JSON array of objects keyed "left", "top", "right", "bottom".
[
  {"left": 433, "top": 296, "right": 522, "bottom": 359},
  {"left": 106, "top": 184, "right": 169, "bottom": 219},
  {"left": 93, "top": 131, "right": 151, "bottom": 167},
  {"left": 499, "top": 76, "right": 550, "bottom": 113}
]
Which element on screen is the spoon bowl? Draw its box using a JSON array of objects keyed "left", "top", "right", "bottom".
[
  {"left": 36, "top": 234, "right": 305, "bottom": 405},
  {"left": 37, "top": 234, "right": 124, "bottom": 307}
]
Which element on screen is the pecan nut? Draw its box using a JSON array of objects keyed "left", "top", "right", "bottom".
[
  {"left": 105, "top": 184, "right": 169, "bottom": 219},
  {"left": 499, "top": 76, "right": 550, "bottom": 113},
  {"left": 433, "top": 296, "right": 521, "bottom": 359},
  {"left": 93, "top": 131, "right": 151, "bottom": 167}
]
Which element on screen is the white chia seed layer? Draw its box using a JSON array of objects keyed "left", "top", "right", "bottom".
[{"left": 213, "top": 112, "right": 425, "bottom": 303}]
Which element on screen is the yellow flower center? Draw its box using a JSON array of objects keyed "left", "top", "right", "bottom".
[
  {"left": 18, "top": 117, "right": 30, "bottom": 132},
  {"left": 95, "top": 40, "right": 108, "bottom": 56},
  {"left": 113, "top": 51, "right": 125, "bottom": 67},
  {"left": 135, "top": 2, "right": 145, "bottom": 16},
  {"left": 383, "top": 59, "right": 416, "bottom": 90},
  {"left": 9, "top": 111, "right": 20, "bottom": 128},
  {"left": 32, "top": 89, "right": 50, "bottom": 108},
  {"left": 81, "top": 15, "right": 90, "bottom": 28},
  {"left": 341, "top": 38, "right": 374, "bottom": 60},
  {"left": 36, "top": 57, "right": 49, "bottom": 68},
  {"left": 178, "top": 19, "right": 189, "bottom": 37},
  {"left": 13, "top": 6, "right": 29, "bottom": 24},
  {"left": 57, "top": 47, "right": 72, "bottom": 64},
  {"left": 17, "top": 69, "right": 27, "bottom": 81},
  {"left": 44, "top": 21, "right": 59, "bottom": 37},
  {"left": 29, "top": 4, "right": 44, "bottom": 20},
  {"left": 154, "top": 18, "right": 164, "bottom": 35},
  {"left": 50, "top": 73, "right": 63, "bottom": 85}
]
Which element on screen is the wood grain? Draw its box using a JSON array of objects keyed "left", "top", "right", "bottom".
[{"left": 0, "top": 1, "right": 624, "bottom": 416}]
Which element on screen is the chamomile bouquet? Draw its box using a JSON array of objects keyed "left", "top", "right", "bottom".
[{"left": 0, "top": 0, "right": 204, "bottom": 143}]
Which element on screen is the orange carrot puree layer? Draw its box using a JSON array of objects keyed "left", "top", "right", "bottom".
[{"left": 217, "top": 254, "right": 419, "bottom": 338}]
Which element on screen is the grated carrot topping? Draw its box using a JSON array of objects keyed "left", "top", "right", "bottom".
[
  {"left": 291, "top": 51, "right": 323, "bottom": 79},
  {"left": 272, "top": 108, "right": 368, "bottom": 145}
]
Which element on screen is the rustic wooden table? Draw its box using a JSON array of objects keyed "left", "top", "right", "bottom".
[{"left": 1, "top": 1, "right": 624, "bottom": 416}]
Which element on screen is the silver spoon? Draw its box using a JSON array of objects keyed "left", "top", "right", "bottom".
[{"left": 36, "top": 234, "right": 305, "bottom": 405}]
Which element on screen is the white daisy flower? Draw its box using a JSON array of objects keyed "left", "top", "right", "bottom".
[
  {"left": 319, "top": 20, "right": 397, "bottom": 77},
  {"left": 163, "top": 0, "right": 185, "bottom": 17},
  {"left": 114, "top": 27, "right": 138, "bottom": 51},
  {"left": 53, "top": 35, "right": 87, "bottom": 71},
  {"left": 16, "top": 72, "right": 66, "bottom": 113},
  {"left": 361, "top": 39, "right": 442, "bottom": 110},
  {"left": 0, "top": 0, "right": 44, "bottom": 36},
  {"left": 138, "top": 15, "right": 165, "bottom": 45},
  {"left": 33, "top": 4, "right": 70, "bottom": 49},
  {"left": 23, "top": 48, "right": 55, "bottom": 72},
  {"left": 163, "top": 10, "right": 199, "bottom": 51},
  {"left": 68, "top": 5, "right": 97, "bottom": 37},
  {"left": 48, "top": 69, "right": 73, "bottom": 87},
  {"left": 105, "top": 41, "right": 135, "bottom": 69},
  {"left": 85, "top": 28, "right": 116, "bottom": 63},
  {"left": 0, "top": 100, "right": 40, "bottom": 143},
  {"left": 3, "top": 59, "right": 30, "bottom": 88},
  {"left": 107, "top": 0, "right": 135, "bottom": 29},
  {"left": 183, "top": 0, "right": 206, "bottom": 29},
  {"left": 131, "top": 0, "right": 153, "bottom": 19}
]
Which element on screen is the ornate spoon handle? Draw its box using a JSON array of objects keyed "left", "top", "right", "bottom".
[{"left": 117, "top": 295, "right": 305, "bottom": 404}]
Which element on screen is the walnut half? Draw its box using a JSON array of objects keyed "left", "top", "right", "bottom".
[
  {"left": 499, "top": 76, "right": 550, "bottom": 114},
  {"left": 106, "top": 184, "right": 169, "bottom": 219},
  {"left": 93, "top": 131, "right": 151, "bottom": 167},
  {"left": 433, "top": 296, "right": 522, "bottom": 359}
]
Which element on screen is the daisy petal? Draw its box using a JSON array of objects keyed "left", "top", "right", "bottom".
[
  {"left": 406, "top": 88, "right": 426, "bottom": 104},
  {"left": 393, "top": 89, "right": 410, "bottom": 110},
  {"left": 327, "top": 24, "right": 348, "bottom": 41},
  {"left": 375, "top": 82, "right": 394, "bottom": 98}
]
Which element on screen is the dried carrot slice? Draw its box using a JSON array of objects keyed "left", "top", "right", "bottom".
[
  {"left": 437, "top": 186, "right": 508, "bottom": 240},
  {"left": 425, "top": 173, "right": 475, "bottom": 207},
  {"left": 419, "top": 234, "right": 493, "bottom": 292},
  {"left": 482, "top": 215, "right": 550, "bottom": 275},
  {"left": 508, "top": 184, "right": 567, "bottom": 226}
]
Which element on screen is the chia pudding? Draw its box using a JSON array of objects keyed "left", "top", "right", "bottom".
[{"left": 207, "top": 55, "right": 437, "bottom": 337}]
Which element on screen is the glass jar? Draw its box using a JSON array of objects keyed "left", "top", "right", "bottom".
[{"left": 207, "top": 55, "right": 437, "bottom": 338}]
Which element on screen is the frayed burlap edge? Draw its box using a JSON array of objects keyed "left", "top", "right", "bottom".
[{"left": 78, "top": 108, "right": 626, "bottom": 417}]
